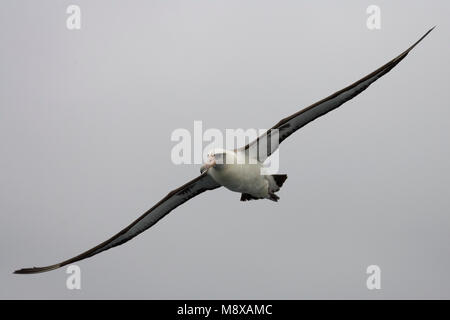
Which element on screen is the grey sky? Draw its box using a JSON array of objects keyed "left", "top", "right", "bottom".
[{"left": 1, "top": 0, "right": 449, "bottom": 299}]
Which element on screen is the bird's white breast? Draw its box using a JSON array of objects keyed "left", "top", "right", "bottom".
[{"left": 207, "top": 150, "right": 269, "bottom": 197}]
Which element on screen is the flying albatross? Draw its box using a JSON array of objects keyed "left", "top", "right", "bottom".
[{"left": 15, "top": 28, "right": 434, "bottom": 274}]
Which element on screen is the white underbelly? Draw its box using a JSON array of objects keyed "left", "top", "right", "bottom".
[{"left": 208, "top": 163, "right": 269, "bottom": 197}]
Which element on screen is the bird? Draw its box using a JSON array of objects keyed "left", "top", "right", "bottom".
[{"left": 14, "top": 27, "right": 434, "bottom": 274}]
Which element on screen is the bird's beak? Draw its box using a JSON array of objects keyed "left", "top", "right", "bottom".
[{"left": 200, "top": 157, "right": 216, "bottom": 173}]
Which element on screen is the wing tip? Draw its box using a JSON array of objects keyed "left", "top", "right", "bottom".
[
  {"left": 14, "top": 264, "right": 61, "bottom": 274},
  {"left": 388, "top": 26, "right": 435, "bottom": 67},
  {"left": 406, "top": 26, "right": 435, "bottom": 52},
  {"left": 425, "top": 25, "right": 436, "bottom": 38}
]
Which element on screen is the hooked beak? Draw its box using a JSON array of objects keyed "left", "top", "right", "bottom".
[{"left": 200, "top": 157, "right": 216, "bottom": 173}]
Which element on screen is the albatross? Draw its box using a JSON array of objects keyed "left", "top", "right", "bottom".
[{"left": 15, "top": 28, "right": 434, "bottom": 274}]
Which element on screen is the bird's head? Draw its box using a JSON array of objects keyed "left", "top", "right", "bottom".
[
  {"left": 200, "top": 148, "right": 232, "bottom": 173},
  {"left": 200, "top": 150, "right": 217, "bottom": 174}
]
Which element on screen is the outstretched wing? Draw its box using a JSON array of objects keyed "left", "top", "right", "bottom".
[
  {"left": 14, "top": 172, "right": 220, "bottom": 274},
  {"left": 242, "top": 27, "right": 434, "bottom": 162}
]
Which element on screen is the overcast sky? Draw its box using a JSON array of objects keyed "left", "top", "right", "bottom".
[{"left": 1, "top": 0, "right": 449, "bottom": 299}]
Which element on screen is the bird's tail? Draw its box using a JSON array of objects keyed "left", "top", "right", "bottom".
[
  {"left": 266, "top": 174, "right": 288, "bottom": 202},
  {"left": 271, "top": 174, "right": 288, "bottom": 189}
]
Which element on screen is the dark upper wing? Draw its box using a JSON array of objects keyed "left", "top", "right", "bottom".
[
  {"left": 241, "top": 27, "right": 434, "bottom": 162},
  {"left": 14, "top": 172, "right": 220, "bottom": 274}
]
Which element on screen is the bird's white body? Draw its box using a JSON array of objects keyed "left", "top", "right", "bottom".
[{"left": 206, "top": 149, "right": 278, "bottom": 199}]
